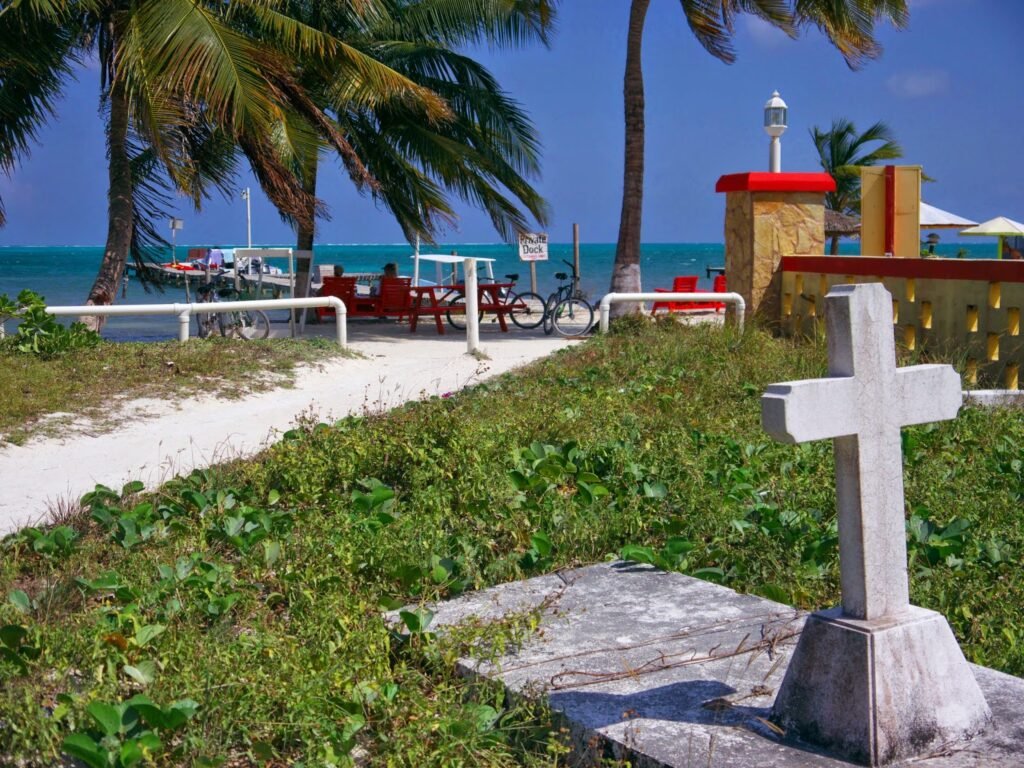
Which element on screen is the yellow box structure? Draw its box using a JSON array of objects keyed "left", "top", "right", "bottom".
[{"left": 860, "top": 166, "right": 922, "bottom": 258}]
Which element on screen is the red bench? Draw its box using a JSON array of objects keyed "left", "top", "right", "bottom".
[{"left": 651, "top": 274, "right": 727, "bottom": 314}]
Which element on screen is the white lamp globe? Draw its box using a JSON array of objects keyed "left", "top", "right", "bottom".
[{"left": 764, "top": 90, "right": 788, "bottom": 138}]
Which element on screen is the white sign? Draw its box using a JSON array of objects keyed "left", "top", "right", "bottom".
[{"left": 518, "top": 232, "right": 548, "bottom": 262}]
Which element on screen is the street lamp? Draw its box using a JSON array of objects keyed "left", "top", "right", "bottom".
[
  {"left": 764, "top": 90, "right": 788, "bottom": 173},
  {"left": 241, "top": 187, "right": 253, "bottom": 247},
  {"left": 169, "top": 217, "right": 184, "bottom": 264}
]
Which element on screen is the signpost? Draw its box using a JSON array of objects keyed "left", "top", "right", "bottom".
[
  {"left": 169, "top": 218, "right": 184, "bottom": 265},
  {"left": 518, "top": 232, "right": 548, "bottom": 294}
]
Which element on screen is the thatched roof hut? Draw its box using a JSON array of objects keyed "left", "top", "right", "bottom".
[{"left": 825, "top": 209, "right": 860, "bottom": 236}]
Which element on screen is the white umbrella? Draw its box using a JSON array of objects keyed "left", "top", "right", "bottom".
[
  {"left": 920, "top": 202, "right": 977, "bottom": 229},
  {"left": 960, "top": 216, "right": 1024, "bottom": 259}
]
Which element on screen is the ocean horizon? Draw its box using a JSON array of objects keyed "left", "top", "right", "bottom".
[{"left": 0, "top": 241, "right": 1000, "bottom": 341}]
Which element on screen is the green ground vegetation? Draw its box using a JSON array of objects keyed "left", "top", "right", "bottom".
[
  {"left": 0, "top": 337, "right": 346, "bottom": 445},
  {"left": 1, "top": 320, "right": 1022, "bottom": 766}
]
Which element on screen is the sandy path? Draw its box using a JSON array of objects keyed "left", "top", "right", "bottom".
[{"left": 0, "top": 325, "right": 570, "bottom": 534}]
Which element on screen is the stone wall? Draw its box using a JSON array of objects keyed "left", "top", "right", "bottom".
[{"left": 724, "top": 190, "right": 826, "bottom": 321}]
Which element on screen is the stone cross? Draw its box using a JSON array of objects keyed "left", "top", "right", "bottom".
[{"left": 762, "top": 283, "right": 962, "bottom": 620}]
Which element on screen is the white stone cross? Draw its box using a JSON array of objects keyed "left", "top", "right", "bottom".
[{"left": 762, "top": 283, "right": 962, "bottom": 621}]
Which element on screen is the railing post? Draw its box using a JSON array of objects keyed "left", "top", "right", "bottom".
[
  {"left": 464, "top": 258, "right": 480, "bottom": 354},
  {"left": 176, "top": 305, "right": 191, "bottom": 342},
  {"left": 331, "top": 298, "right": 347, "bottom": 348}
]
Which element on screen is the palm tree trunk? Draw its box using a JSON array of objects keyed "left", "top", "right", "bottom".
[
  {"left": 83, "top": 80, "right": 133, "bottom": 331},
  {"left": 829, "top": 234, "right": 840, "bottom": 255},
  {"left": 296, "top": 154, "right": 318, "bottom": 252},
  {"left": 609, "top": 0, "right": 650, "bottom": 317}
]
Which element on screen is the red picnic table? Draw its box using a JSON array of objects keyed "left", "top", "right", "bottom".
[{"left": 408, "top": 282, "right": 517, "bottom": 334}]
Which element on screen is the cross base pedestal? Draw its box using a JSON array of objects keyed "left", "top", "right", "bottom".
[{"left": 772, "top": 606, "right": 991, "bottom": 766}]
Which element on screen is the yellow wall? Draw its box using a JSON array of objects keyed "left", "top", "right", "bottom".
[{"left": 780, "top": 269, "right": 1024, "bottom": 389}]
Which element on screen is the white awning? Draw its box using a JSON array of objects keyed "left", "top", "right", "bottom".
[
  {"left": 920, "top": 202, "right": 977, "bottom": 229},
  {"left": 410, "top": 253, "right": 496, "bottom": 264}
]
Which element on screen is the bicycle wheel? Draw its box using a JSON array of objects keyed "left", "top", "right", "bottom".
[
  {"left": 446, "top": 295, "right": 483, "bottom": 330},
  {"left": 509, "top": 291, "right": 546, "bottom": 329},
  {"left": 542, "top": 293, "right": 559, "bottom": 335},
  {"left": 551, "top": 298, "right": 594, "bottom": 338},
  {"left": 227, "top": 310, "right": 271, "bottom": 339}
]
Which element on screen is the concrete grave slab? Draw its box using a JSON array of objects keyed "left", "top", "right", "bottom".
[{"left": 422, "top": 562, "right": 1024, "bottom": 767}]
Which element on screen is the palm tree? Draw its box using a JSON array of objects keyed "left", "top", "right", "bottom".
[
  {"left": 811, "top": 119, "right": 903, "bottom": 254},
  {"left": 259, "top": 0, "right": 556, "bottom": 252},
  {"left": 0, "top": 0, "right": 443, "bottom": 327},
  {"left": 610, "top": 0, "right": 910, "bottom": 312}
]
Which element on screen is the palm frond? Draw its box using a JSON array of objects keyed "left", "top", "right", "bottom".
[
  {"left": 678, "top": 0, "right": 793, "bottom": 64},
  {"left": 794, "top": 0, "right": 908, "bottom": 69},
  {"left": 381, "top": 0, "right": 557, "bottom": 49},
  {"left": 0, "top": 3, "right": 78, "bottom": 225},
  {"left": 133, "top": 0, "right": 272, "bottom": 132}
]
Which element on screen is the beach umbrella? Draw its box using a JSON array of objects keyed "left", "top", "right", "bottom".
[
  {"left": 959, "top": 216, "right": 1024, "bottom": 259},
  {"left": 920, "top": 202, "right": 977, "bottom": 230}
]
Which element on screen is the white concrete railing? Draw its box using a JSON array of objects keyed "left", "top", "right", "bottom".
[
  {"left": 598, "top": 292, "right": 746, "bottom": 333},
  {"left": 39, "top": 296, "right": 348, "bottom": 346}
]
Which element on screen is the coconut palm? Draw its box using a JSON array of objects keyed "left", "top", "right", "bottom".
[
  {"left": 257, "top": 0, "right": 556, "bottom": 251},
  {"left": 610, "top": 0, "right": 910, "bottom": 309},
  {"left": 0, "top": 0, "right": 449, "bottom": 326},
  {"left": 811, "top": 118, "right": 903, "bottom": 254}
]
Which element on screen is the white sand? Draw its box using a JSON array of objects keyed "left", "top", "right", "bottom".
[{"left": 0, "top": 324, "right": 572, "bottom": 534}]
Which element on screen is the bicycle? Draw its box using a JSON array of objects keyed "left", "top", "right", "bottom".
[
  {"left": 444, "top": 273, "right": 546, "bottom": 331},
  {"left": 195, "top": 281, "right": 271, "bottom": 340},
  {"left": 540, "top": 260, "right": 594, "bottom": 337}
]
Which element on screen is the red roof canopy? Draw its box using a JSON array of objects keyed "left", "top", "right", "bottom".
[{"left": 715, "top": 172, "right": 836, "bottom": 194}]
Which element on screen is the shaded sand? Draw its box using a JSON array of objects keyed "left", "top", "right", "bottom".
[{"left": 0, "top": 322, "right": 572, "bottom": 535}]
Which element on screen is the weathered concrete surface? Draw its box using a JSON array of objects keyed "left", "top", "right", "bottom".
[
  {"left": 963, "top": 390, "right": 1024, "bottom": 408},
  {"left": 773, "top": 607, "right": 991, "bottom": 766},
  {"left": 426, "top": 563, "right": 1024, "bottom": 767}
]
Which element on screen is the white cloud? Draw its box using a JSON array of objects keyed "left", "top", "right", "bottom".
[{"left": 886, "top": 69, "right": 950, "bottom": 98}]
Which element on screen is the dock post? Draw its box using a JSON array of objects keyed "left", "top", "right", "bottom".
[{"left": 573, "top": 223, "right": 581, "bottom": 290}]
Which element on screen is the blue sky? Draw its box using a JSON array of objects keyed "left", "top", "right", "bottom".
[{"left": 1, "top": 0, "right": 1021, "bottom": 246}]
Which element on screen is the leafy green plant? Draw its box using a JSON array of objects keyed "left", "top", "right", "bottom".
[
  {"left": 2, "top": 290, "right": 100, "bottom": 357},
  {"left": 619, "top": 536, "right": 696, "bottom": 572},
  {"left": 8, "top": 525, "right": 78, "bottom": 559},
  {"left": 62, "top": 696, "right": 199, "bottom": 767},
  {"left": 0, "top": 624, "right": 41, "bottom": 674}
]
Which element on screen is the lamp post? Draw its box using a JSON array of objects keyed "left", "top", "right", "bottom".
[
  {"left": 169, "top": 218, "right": 184, "bottom": 264},
  {"left": 241, "top": 187, "right": 252, "bottom": 247},
  {"left": 764, "top": 90, "right": 788, "bottom": 173}
]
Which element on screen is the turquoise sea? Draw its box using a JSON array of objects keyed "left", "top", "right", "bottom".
[{"left": 0, "top": 241, "right": 998, "bottom": 341}]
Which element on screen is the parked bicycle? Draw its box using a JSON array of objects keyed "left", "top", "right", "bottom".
[
  {"left": 445, "top": 273, "right": 546, "bottom": 331},
  {"left": 195, "top": 281, "right": 271, "bottom": 340},
  {"left": 540, "top": 260, "right": 594, "bottom": 337}
]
